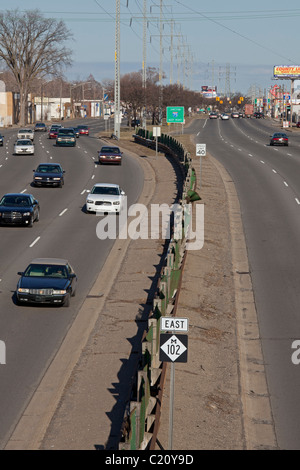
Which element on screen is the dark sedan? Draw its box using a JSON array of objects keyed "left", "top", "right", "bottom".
[
  {"left": 32, "top": 163, "right": 65, "bottom": 188},
  {"left": 16, "top": 258, "right": 77, "bottom": 307},
  {"left": 56, "top": 128, "right": 76, "bottom": 147},
  {"left": 98, "top": 146, "right": 123, "bottom": 165},
  {"left": 0, "top": 134, "right": 3, "bottom": 146},
  {"left": 270, "top": 132, "right": 289, "bottom": 146},
  {"left": 0, "top": 193, "right": 40, "bottom": 227}
]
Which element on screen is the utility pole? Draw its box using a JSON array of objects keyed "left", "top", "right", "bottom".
[
  {"left": 159, "top": 0, "right": 163, "bottom": 124},
  {"left": 114, "top": 0, "right": 121, "bottom": 139},
  {"left": 142, "top": 0, "right": 147, "bottom": 132}
]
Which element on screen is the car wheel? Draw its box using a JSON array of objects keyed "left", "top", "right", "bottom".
[
  {"left": 35, "top": 210, "right": 40, "bottom": 222},
  {"left": 28, "top": 216, "right": 34, "bottom": 227},
  {"left": 63, "top": 294, "right": 70, "bottom": 307}
]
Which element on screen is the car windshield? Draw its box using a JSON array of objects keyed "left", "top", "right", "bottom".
[
  {"left": 58, "top": 130, "right": 74, "bottom": 135},
  {"left": 16, "top": 140, "right": 32, "bottom": 145},
  {"left": 23, "top": 264, "right": 68, "bottom": 278},
  {"left": 91, "top": 186, "right": 120, "bottom": 195},
  {"left": 0, "top": 196, "right": 30, "bottom": 206},
  {"left": 100, "top": 147, "right": 120, "bottom": 154},
  {"left": 36, "top": 165, "right": 61, "bottom": 173},
  {"left": 19, "top": 129, "right": 32, "bottom": 133}
]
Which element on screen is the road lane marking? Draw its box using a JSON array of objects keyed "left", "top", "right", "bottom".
[
  {"left": 260, "top": 160, "right": 265, "bottom": 164},
  {"left": 296, "top": 198, "right": 300, "bottom": 205},
  {"left": 272, "top": 169, "right": 277, "bottom": 173},
  {"left": 59, "top": 208, "right": 68, "bottom": 217},
  {"left": 284, "top": 181, "right": 289, "bottom": 187},
  {"left": 30, "top": 236, "right": 40, "bottom": 248},
  {"left": 21, "top": 189, "right": 27, "bottom": 193}
]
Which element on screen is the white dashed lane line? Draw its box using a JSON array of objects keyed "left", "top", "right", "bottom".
[
  {"left": 29, "top": 236, "right": 40, "bottom": 248},
  {"left": 59, "top": 208, "right": 68, "bottom": 217}
]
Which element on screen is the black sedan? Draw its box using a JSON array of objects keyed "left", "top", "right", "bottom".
[
  {"left": 33, "top": 163, "right": 65, "bottom": 188},
  {"left": 270, "top": 132, "right": 289, "bottom": 146},
  {"left": 0, "top": 134, "right": 3, "bottom": 146},
  {"left": 16, "top": 258, "right": 77, "bottom": 307},
  {"left": 0, "top": 193, "right": 40, "bottom": 227}
]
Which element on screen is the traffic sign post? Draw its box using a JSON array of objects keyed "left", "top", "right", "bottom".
[
  {"left": 196, "top": 143, "right": 206, "bottom": 191},
  {"left": 160, "top": 318, "right": 188, "bottom": 450}
]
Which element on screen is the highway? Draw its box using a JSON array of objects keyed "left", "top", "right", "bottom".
[
  {"left": 190, "top": 115, "right": 300, "bottom": 449},
  {"left": 0, "top": 118, "right": 144, "bottom": 448}
]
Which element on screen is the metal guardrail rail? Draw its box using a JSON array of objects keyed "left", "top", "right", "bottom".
[{"left": 118, "top": 130, "right": 199, "bottom": 450}]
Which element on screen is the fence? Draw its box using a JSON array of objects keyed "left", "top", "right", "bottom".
[{"left": 119, "top": 130, "right": 199, "bottom": 450}]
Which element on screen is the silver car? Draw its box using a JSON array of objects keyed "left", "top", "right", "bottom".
[
  {"left": 14, "top": 139, "right": 34, "bottom": 155},
  {"left": 17, "top": 129, "right": 34, "bottom": 141}
]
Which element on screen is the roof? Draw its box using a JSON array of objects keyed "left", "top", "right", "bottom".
[
  {"left": 30, "top": 258, "right": 69, "bottom": 265},
  {"left": 4, "top": 193, "right": 32, "bottom": 197},
  {"left": 92, "top": 183, "right": 120, "bottom": 188}
]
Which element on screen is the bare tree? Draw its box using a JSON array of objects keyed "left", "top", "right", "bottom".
[{"left": 0, "top": 9, "right": 73, "bottom": 125}]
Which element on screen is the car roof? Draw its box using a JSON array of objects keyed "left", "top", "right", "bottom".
[
  {"left": 37, "top": 162, "right": 61, "bottom": 166},
  {"left": 92, "top": 183, "right": 120, "bottom": 188},
  {"left": 30, "top": 258, "right": 69, "bottom": 265},
  {"left": 4, "top": 192, "right": 31, "bottom": 196}
]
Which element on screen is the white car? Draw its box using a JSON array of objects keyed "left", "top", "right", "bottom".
[
  {"left": 17, "top": 128, "right": 34, "bottom": 141},
  {"left": 14, "top": 139, "right": 34, "bottom": 155},
  {"left": 221, "top": 113, "right": 229, "bottom": 120},
  {"left": 86, "top": 183, "right": 125, "bottom": 214}
]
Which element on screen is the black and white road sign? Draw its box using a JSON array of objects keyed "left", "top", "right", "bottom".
[
  {"left": 196, "top": 143, "right": 206, "bottom": 156},
  {"left": 159, "top": 334, "right": 188, "bottom": 363}
]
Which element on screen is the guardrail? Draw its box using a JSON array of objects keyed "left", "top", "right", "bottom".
[{"left": 118, "top": 130, "right": 200, "bottom": 450}]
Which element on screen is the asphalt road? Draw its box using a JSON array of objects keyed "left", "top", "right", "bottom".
[
  {"left": 189, "top": 116, "right": 300, "bottom": 449},
  {"left": 0, "top": 118, "right": 144, "bottom": 449}
]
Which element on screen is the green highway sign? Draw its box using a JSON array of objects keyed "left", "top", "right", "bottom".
[{"left": 166, "top": 106, "right": 185, "bottom": 123}]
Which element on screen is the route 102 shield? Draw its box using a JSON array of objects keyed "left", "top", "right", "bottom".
[{"left": 159, "top": 334, "right": 188, "bottom": 363}]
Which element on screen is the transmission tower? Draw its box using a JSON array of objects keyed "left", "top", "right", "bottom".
[{"left": 114, "top": 0, "right": 121, "bottom": 139}]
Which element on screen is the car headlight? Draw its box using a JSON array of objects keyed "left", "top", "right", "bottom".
[
  {"left": 113, "top": 201, "right": 120, "bottom": 205},
  {"left": 53, "top": 290, "right": 67, "bottom": 295},
  {"left": 23, "top": 212, "right": 31, "bottom": 216},
  {"left": 18, "top": 288, "right": 29, "bottom": 293},
  {"left": 53, "top": 178, "right": 61, "bottom": 181},
  {"left": 34, "top": 177, "right": 42, "bottom": 180},
  {"left": 86, "top": 199, "right": 94, "bottom": 204}
]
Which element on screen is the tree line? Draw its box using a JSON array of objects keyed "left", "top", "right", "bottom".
[{"left": 0, "top": 9, "right": 246, "bottom": 125}]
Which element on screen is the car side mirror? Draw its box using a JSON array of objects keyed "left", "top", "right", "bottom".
[
  {"left": 121, "top": 190, "right": 125, "bottom": 195},
  {"left": 17, "top": 272, "right": 23, "bottom": 276}
]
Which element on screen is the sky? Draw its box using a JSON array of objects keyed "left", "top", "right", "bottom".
[{"left": 1, "top": 0, "right": 300, "bottom": 96}]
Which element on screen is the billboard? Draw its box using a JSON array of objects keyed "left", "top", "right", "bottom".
[
  {"left": 201, "top": 85, "right": 217, "bottom": 99},
  {"left": 273, "top": 66, "right": 300, "bottom": 79}
]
